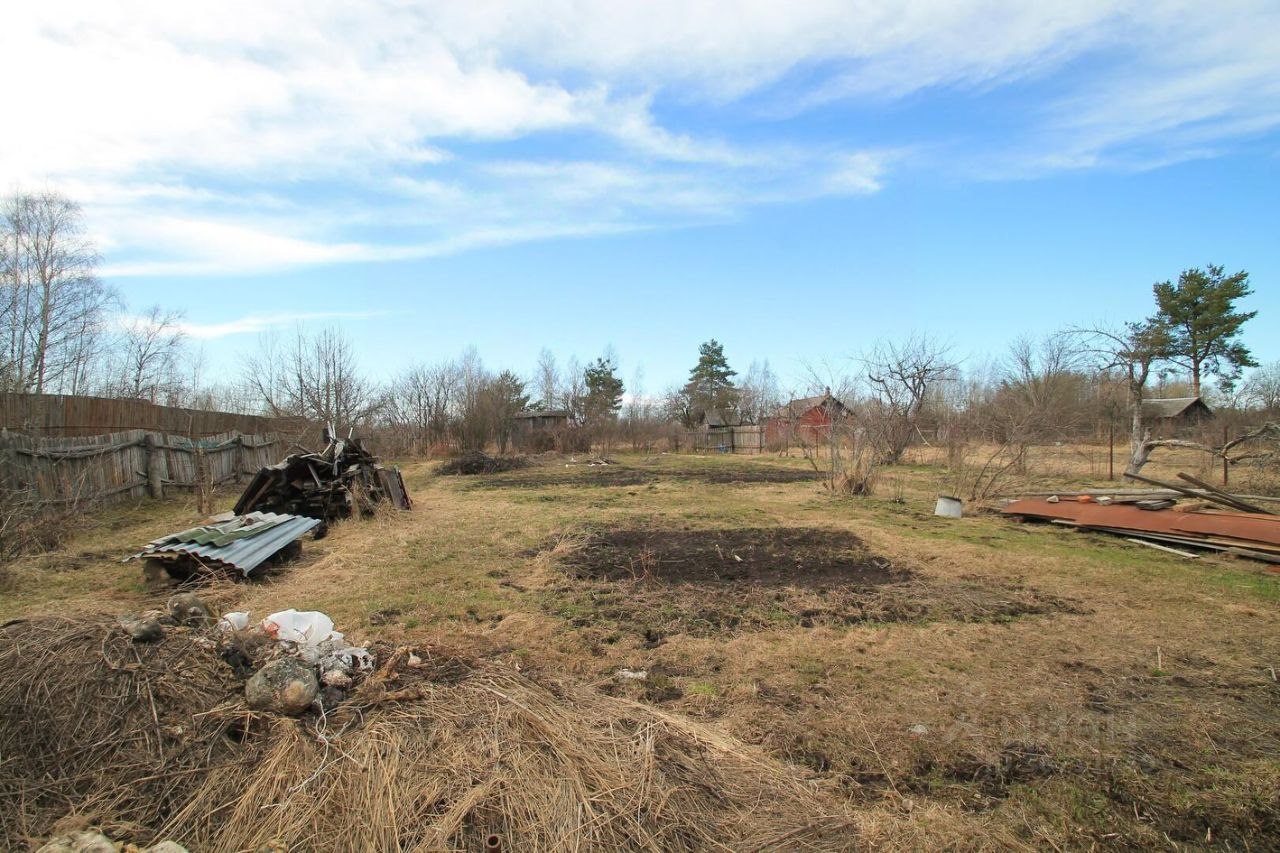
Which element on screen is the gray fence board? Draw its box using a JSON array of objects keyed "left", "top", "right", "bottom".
[{"left": 0, "top": 429, "right": 281, "bottom": 507}]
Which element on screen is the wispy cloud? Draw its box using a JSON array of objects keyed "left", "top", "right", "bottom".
[
  {"left": 175, "top": 311, "right": 390, "bottom": 340},
  {"left": 5, "top": 1, "right": 1278, "bottom": 277}
]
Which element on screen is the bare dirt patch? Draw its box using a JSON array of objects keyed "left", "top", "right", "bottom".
[
  {"left": 539, "top": 527, "right": 1082, "bottom": 637},
  {"left": 468, "top": 463, "right": 822, "bottom": 489}
]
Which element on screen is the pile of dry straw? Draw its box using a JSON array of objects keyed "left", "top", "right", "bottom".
[{"left": 0, "top": 615, "right": 855, "bottom": 851}]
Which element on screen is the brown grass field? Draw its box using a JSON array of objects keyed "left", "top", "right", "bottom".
[{"left": 1, "top": 445, "right": 1277, "bottom": 850}]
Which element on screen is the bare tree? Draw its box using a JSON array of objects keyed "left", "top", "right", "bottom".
[
  {"left": 1241, "top": 362, "right": 1280, "bottom": 415},
  {"left": 534, "top": 347, "right": 559, "bottom": 409},
  {"left": 861, "top": 334, "right": 957, "bottom": 464},
  {"left": 456, "top": 346, "right": 492, "bottom": 450},
  {"left": 740, "top": 359, "right": 781, "bottom": 424},
  {"left": 1, "top": 190, "right": 117, "bottom": 393},
  {"left": 390, "top": 358, "right": 460, "bottom": 451},
  {"left": 244, "top": 326, "right": 379, "bottom": 427},
  {"left": 561, "top": 354, "right": 586, "bottom": 423},
  {"left": 111, "top": 305, "right": 188, "bottom": 402},
  {"left": 1074, "top": 321, "right": 1172, "bottom": 475}
]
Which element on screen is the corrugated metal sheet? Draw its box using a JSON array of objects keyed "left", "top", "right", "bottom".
[{"left": 129, "top": 512, "right": 321, "bottom": 576}]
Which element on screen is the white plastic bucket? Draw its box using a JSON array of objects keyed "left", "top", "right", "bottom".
[{"left": 934, "top": 495, "right": 963, "bottom": 518}]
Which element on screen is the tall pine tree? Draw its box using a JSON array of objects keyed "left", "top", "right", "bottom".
[
  {"left": 1153, "top": 264, "right": 1256, "bottom": 396},
  {"left": 682, "top": 339, "right": 739, "bottom": 424},
  {"left": 582, "top": 356, "right": 624, "bottom": 424}
]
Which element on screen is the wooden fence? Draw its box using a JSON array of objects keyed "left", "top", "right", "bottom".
[
  {"left": 680, "top": 426, "right": 765, "bottom": 454},
  {"left": 0, "top": 429, "right": 284, "bottom": 507},
  {"left": 0, "top": 393, "right": 305, "bottom": 439}
]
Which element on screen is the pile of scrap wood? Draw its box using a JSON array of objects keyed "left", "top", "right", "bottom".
[
  {"left": 234, "top": 428, "right": 411, "bottom": 521},
  {"left": 1002, "top": 472, "right": 1280, "bottom": 566}
]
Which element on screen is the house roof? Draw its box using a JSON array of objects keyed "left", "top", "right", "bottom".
[
  {"left": 515, "top": 409, "right": 571, "bottom": 419},
  {"left": 1141, "top": 397, "right": 1212, "bottom": 419},
  {"left": 771, "top": 392, "right": 847, "bottom": 420},
  {"left": 703, "top": 408, "right": 745, "bottom": 427}
]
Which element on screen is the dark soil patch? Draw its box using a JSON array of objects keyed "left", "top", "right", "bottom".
[
  {"left": 540, "top": 526, "right": 1081, "bottom": 637},
  {"left": 564, "top": 527, "right": 903, "bottom": 586},
  {"left": 437, "top": 451, "right": 530, "bottom": 475},
  {"left": 669, "top": 466, "right": 823, "bottom": 485},
  {"left": 468, "top": 463, "right": 822, "bottom": 489}
]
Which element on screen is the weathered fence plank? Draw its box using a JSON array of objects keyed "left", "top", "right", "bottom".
[
  {"left": 0, "top": 393, "right": 305, "bottom": 438},
  {"left": 0, "top": 429, "right": 281, "bottom": 508}
]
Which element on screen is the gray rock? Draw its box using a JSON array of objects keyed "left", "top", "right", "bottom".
[
  {"left": 145, "top": 842, "right": 191, "bottom": 853},
  {"left": 167, "top": 593, "right": 212, "bottom": 627},
  {"left": 246, "top": 658, "right": 318, "bottom": 715}
]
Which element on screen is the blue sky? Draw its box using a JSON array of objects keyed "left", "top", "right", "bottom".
[{"left": 5, "top": 1, "right": 1277, "bottom": 394}]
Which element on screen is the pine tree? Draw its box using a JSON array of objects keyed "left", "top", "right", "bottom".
[
  {"left": 582, "top": 357, "right": 624, "bottom": 424},
  {"left": 682, "top": 339, "right": 739, "bottom": 423},
  {"left": 1153, "top": 265, "right": 1256, "bottom": 396}
]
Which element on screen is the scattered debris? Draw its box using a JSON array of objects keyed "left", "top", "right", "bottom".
[
  {"left": 615, "top": 668, "right": 648, "bottom": 681},
  {"left": 437, "top": 451, "right": 530, "bottom": 475},
  {"left": 259, "top": 608, "right": 373, "bottom": 674},
  {"left": 168, "top": 593, "right": 213, "bottom": 626},
  {"left": 566, "top": 456, "right": 616, "bottom": 467},
  {"left": 235, "top": 427, "right": 411, "bottom": 520},
  {"left": 1004, "top": 479, "right": 1280, "bottom": 564},
  {"left": 35, "top": 829, "right": 189, "bottom": 853},
  {"left": 125, "top": 512, "right": 322, "bottom": 580},
  {"left": 120, "top": 613, "right": 164, "bottom": 643}
]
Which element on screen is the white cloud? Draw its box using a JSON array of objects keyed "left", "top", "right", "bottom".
[
  {"left": 3, "top": 1, "right": 1276, "bottom": 276},
  {"left": 111, "top": 308, "right": 389, "bottom": 339}
]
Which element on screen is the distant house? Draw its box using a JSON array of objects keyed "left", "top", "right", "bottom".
[
  {"left": 764, "top": 389, "right": 849, "bottom": 447},
  {"left": 685, "top": 407, "right": 763, "bottom": 453},
  {"left": 1141, "top": 396, "right": 1213, "bottom": 436},
  {"left": 702, "top": 408, "right": 745, "bottom": 430},
  {"left": 512, "top": 409, "right": 574, "bottom": 450}
]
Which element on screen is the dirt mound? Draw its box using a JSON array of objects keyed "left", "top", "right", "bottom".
[
  {"left": 540, "top": 526, "right": 1083, "bottom": 637},
  {"left": 437, "top": 451, "right": 531, "bottom": 476},
  {"left": 0, "top": 615, "right": 855, "bottom": 851}
]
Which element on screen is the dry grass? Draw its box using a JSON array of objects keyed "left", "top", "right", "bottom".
[
  {"left": 0, "top": 615, "right": 855, "bottom": 851},
  {"left": 1, "top": 448, "right": 1277, "bottom": 849}
]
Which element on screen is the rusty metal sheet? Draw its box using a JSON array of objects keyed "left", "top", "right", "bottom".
[{"left": 1002, "top": 499, "right": 1280, "bottom": 549}]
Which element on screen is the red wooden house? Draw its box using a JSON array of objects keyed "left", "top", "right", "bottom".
[{"left": 764, "top": 389, "right": 848, "bottom": 447}]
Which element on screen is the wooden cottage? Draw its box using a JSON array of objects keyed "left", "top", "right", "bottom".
[
  {"left": 1140, "top": 396, "right": 1213, "bottom": 437},
  {"left": 512, "top": 409, "right": 574, "bottom": 450}
]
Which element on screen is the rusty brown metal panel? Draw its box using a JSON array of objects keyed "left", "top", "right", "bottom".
[{"left": 1003, "top": 499, "right": 1280, "bottom": 548}]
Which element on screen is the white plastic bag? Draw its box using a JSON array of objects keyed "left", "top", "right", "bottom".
[
  {"left": 218, "top": 611, "right": 251, "bottom": 632},
  {"left": 261, "top": 609, "right": 338, "bottom": 646},
  {"left": 260, "top": 609, "right": 373, "bottom": 670}
]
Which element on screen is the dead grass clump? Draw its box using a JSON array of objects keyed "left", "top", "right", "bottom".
[
  {"left": 0, "top": 615, "right": 856, "bottom": 852},
  {"left": 437, "top": 451, "right": 532, "bottom": 476}
]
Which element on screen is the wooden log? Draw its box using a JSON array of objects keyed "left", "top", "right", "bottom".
[
  {"left": 1123, "top": 472, "right": 1256, "bottom": 514},
  {"left": 1175, "top": 472, "right": 1272, "bottom": 515}
]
